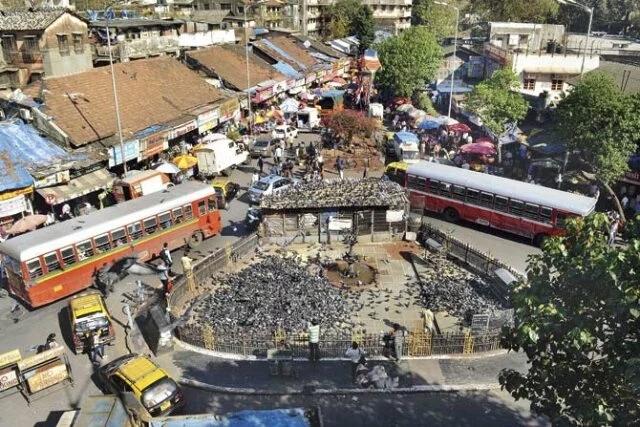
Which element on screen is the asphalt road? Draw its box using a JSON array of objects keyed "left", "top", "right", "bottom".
[{"left": 0, "top": 131, "right": 540, "bottom": 425}]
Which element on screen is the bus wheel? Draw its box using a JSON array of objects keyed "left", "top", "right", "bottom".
[
  {"left": 533, "top": 233, "right": 549, "bottom": 247},
  {"left": 188, "top": 232, "right": 204, "bottom": 249},
  {"left": 443, "top": 208, "right": 459, "bottom": 223}
]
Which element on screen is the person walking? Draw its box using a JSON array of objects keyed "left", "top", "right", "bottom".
[
  {"left": 257, "top": 155, "right": 265, "bottom": 175},
  {"left": 335, "top": 156, "right": 345, "bottom": 180},
  {"left": 392, "top": 323, "right": 404, "bottom": 361},
  {"left": 251, "top": 170, "right": 259, "bottom": 185},
  {"left": 274, "top": 145, "right": 283, "bottom": 166},
  {"left": 345, "top": 341, "right": 365, "bottom": 383},
  {"left": 87, "top": 330, "right": 105, "bottom": 364},
  {"left": 181, "top": 251, "right": 193, "bottom": 274},
  {"left": 45, "top": 333, "right": 60, "bottom": 350},
  {"left": 157, "top": 259, "right": 172, "bottom": 295},
  {"left": 160, "top": 242, "right": 172, "bottom": 272},
  {"left": 307, "top": 319, "right": 320, "bottom": 361},
  {"left": 608, "top": 213, "right": 620, "bottom": 247}
]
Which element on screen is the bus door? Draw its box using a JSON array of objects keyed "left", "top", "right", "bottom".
[{"left": 499, "top": 199, "right": 525, "bottom": 236}]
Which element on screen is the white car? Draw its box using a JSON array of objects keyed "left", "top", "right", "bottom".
[
  {"left": 274, "top": 125, "right": 298, "bottom": 140},
  {"left": 248, "top": 175, "right": 297, "bottom": 204}
]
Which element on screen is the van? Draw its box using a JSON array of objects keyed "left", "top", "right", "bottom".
[
  {"left": 112, "top": 170, "right": 172, "bottom": 203},
  {"left": 68, "top": 291, "right": 115, "bottom": 354},
  {"left": 296, "top": 107, "right": 321, "bottom": 131}
]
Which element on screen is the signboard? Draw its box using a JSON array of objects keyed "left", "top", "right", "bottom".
[
  {"left": 25, "top": 360, "right": 68, "bottom": 394},
  {"left": 0, "top": 194, "right": 29, "bottom": 217},
  {"left": 305, "top": 73, "right": 316, "bottom": 84},
  {"left": 253, "top": 87, "right": 273, "bottom": 104},
  {"left": 171, "top": 120, "right": 197, "bottom": 140},
  {"left": 286, "top": 79, "right": 297, "bottom": 89},
  {"left": 622, "top": 170, "right": 640, "bottom": 185},
  {"left": 18, "top": 346, "right": 65, "bottom": 371},
  {"left": 198, "top": 107, "right": 220, "bottom": 133},
  {"left": 386, "top": 210, "right": 404, "bottom": 222},
  {"left": 141, "top": 133, "right": 169, "bottom": 159},
  {"left": 35, "top": 171, "right": 70, "bottom": 189},
  {"left": 272, "top": 80, "right": 288, "bottom": 94},
  {"left": 295, "top": 78, "right": 306, "bottom": 88},
  {"left": 219, "top": 98, "right": 240, "bottom": 123},
  {"left": 328, "top": 217, "right": 352, "bottom": 231},
  {"left": 109, "top": 140, "right": 140, "bottom": 167},
  {"left": 0, "top": 367, "right": 19, "bottom": 391},
  {"left": 0, "top": 186, "right": 33, "bottom": 202},
  {"left": 0, "top": 349, "right": 21, "bottom": 369},
  {"left": 316, "top": 69, "right": 325, "bottom": 80}
]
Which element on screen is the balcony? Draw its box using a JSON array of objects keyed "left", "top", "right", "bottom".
[
  {"left": 123, "top": 36, "right": 180, "bottom": 59},
  {"left": 362, "top": 0, "right": 412, "bottom": 6}
]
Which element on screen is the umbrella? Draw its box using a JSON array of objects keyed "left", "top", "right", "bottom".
[
  {"left": 6, "top": 214, "right": 48, "bottom": 235},
  {"left": 396, "top": 104, "right": 414, "bottom": 113},
  {"left": 266, "top": 109, "right": 282, "bottom": 118},
  {"left": 458, "top": 141, "right": 496, "bottom": 155},
  {"left": 154, "top": 162, "right": 181, "bottom": 174},
  {"left": 254, "top": 115, "right": 266, "bottom": 124},
  {"left": 448, "top": 123, "right": 471, "bottom": 133},
  {"left": 172, "top": 154, "right": 198, "bottom": 170},
  {"left": 475, "top": 137, "right": 494, "bottom": 144},
  {"left": 332, "top": 77, "right": 347, "bottom": 85},
  {"left": 418, "top": 120, "right": 440, "bottom": 130}
]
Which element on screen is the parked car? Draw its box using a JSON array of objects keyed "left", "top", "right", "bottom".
[
  {"left": 98, "top": 353, "right": 185, "bottom": 417},
  {"left": 250, "top": 139, "right": 275, "bottom": 158},
  {"left": 274, "top": 125, "right": 298, "bottom": 140},
  {"left": 211, "top": 178, "right": 240, "bottom": 209},
  {"left": 68, "top": 291, "right": 115, "bottom": 354},
  {"left": 248, "top": 175, "right": 296, "bottom": 204}
]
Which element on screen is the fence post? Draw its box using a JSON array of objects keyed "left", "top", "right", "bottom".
[
  {"left": 463, "top": 331, "right": 473, "bottom": 354},
  {"left": 203, "top": 325, "right": 214, "bottom": 351},
  {"left": 282, "top": 213, "right": 286, "bottom": 238},
  {"left": 465, "top": 243, "right": 470, "bottom": 264},
  {"left": 370, "top": 210, "right": 375, "bottom": 242}
]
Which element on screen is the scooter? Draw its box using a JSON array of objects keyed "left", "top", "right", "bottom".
[{"left": 245, "top": 207, "right": 262, "bottom": 232}]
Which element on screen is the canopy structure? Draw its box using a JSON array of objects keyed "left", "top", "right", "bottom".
[
  {"left": 279, "top": 98, "right": 299, "bottom": 114},
  {"left": 155, "top": 162, "right": 181, "bottom": 174},
  {"left": 458, "top": 141, "right": 497, "bottom": 155},
  {"left": 173, "top": 154, "right": 198, "bottom": 170},
  {"left": 35, "top": 169, "right": 115, "bottom": 206},
  {"left": 448, "top": 123, "right": 471, "bottom": 133},
  {"left": 418, "top": 120, "right": 440, "bottom": 130}
]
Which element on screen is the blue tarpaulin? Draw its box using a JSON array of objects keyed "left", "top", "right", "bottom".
[
  {"left": 0, "top": 120, "right": 77, "bottom": 192},
  {"left": 150, "top": 408, "right": 314, "bottom": 427},
  {"left": 262, "top": 39, "right": 308, "bottom": 70},
  {"left": 273, "top": 62, "right": 302, "bottom": 78},
  {"left": 394, "top": 131, "right": 419, "bottom": 144}
]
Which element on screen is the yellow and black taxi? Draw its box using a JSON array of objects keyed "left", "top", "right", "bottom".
[
  {"left": 384, "top": 161, "right": 408, "bottom": 186},
  {"left": 98, "top": 353, "right": 184, "bottom": 417},
  {"left": 68, "top": 291, "right": 115, "bottom": 354},
  {"left": 210, "top": 178, "right": 240, "bottom": 209}
]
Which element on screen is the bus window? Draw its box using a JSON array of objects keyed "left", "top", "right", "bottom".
[
  {"left": 524, "top": 203, "right": 540, "bottom": 220},
  {"left": 127, "top": 222, "right": 143, "bottom": 241},
  {"left": 540, "top": 207, "right": 552, "bottom": 224},
  {"left": 407, "top": 175, "right": 426, "bottom": 191},
  {"left": 172, "top": 207, "right": 183, "bottom": 224},
  {"left": 158, "top": 211, "right": 172, "bottom": 229},
  {"left": 208, "top": 197, "right": 217, "bottom": 212},
  {"left": 60, "top": 246, "right": 77, "bottom": 266},
  {"left": 466, "top": 189, "right": 479, "bottom": 204},
  {"left": 26, "top": 258, "right": 44, "bottom": 279},
  {"left": 143, "top": 217, "right": 158, "bottom": 234},
  {"left": 495, "top": 196, "right": 508, "bottom": 212},
  {"left": 509, "top": 200, "right": 524, "bottom": 216},
  {"left": 111, "top": 228, "right": 127, "bottom": 246},
  {"left": 452, "top": 185, "right": 465, "bottom": 201},
  {"left": 77, "top": 240, "right": 94, "bottom": 260},
  {"left": 439, "top": 182, "right": 452, "bottom": 198},
  {"left": 428, "top": 180, "right": 440, "bottom": 194},
  {"left": 480, "top": 192, "right": 494, "bottom": 208},
  {"left": 94, "top": 234, "right": 112, "bottom": 253},
  {"left": 43, "top": 252, "right": 60, "bottom": 274},
  {"left": 198, "top": 200, "right": 206, "bottom": 216},
  {"left": 184, "top": 204, "right": 194, "bottom": 220}
]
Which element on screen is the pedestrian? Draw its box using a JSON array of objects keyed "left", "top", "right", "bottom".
[
  {"left": 307, "top": 319, "right": 320, "bottom": 361},
  {"left": 362, "top": 157, "right": 369, "bottom": 179},
  {"left": 257, "top": 155, "right": 265, "bottom": 175},
  {"left": 608, "top": 213, "right": 620, "bottom": 246},
  {"left": 160, "top": 242, "right": 172, "bottom": 272},
  {"left": 157, "top": 259, "right": 172, "bottom": 295},
  {"left": 270, "top": 128, "right": 278, "bottom": 140},
  {"left": 60, "top": 203, "right": 73, "bottom": 221},
  {"left": 345, "top": 341, "right": 365, "bottom": 383},
  {"left": 251, "top": 170, "right": 259, "bottom": 185},
  {"left": 335, "top": 156, "right": 345, "bottom": 180},
  {"left": 316, "top": 152, "right": 324, "bottom": 172},
  {"left": 392, "top": 323, "right": 404, "bottom": 361},
  {"left": 87, "top": 330, "right": 105, "bottom": 364},
  {"left": 270, "top": 165, "right": 279, "bottom": 176},
  {"left": 45, "top": 333, "right": 60, "bottom": 350},
  {"left": 181, "top": 251, "right": 193, "bottom": 275},
  {"left": 274, "top": 145, "right": 283, "bottom": 166}
]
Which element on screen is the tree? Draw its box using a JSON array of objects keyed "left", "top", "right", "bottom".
[
  {"left": 555, "top": 73, "right": 640, "bottom": 220},
  {"left": 466, "top": 69, "right": 528, "bottom": 136},
  {"left": 500, "top": 214, "right": 640, "bottom": 425},
  {"left": 412, "top": 0, "right": 457, "bottom": 40},
  {"left": 326, "top": 110, "right": 378, "bottom": 146},
  {"left": 376, "top": 26, "right": 442, "bottom": 98},
  {"left": 468, "top": 0, "right": 559, "bottom": 23},
  {"left": 353, "top": 5, "right": 375, "bottom": 53}
]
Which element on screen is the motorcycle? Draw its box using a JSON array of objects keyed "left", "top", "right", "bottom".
[{"left": 245, "top": 207, "right": 262, "bottom": 232}]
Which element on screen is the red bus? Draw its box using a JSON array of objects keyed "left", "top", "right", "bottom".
[
  {"left": 406, "top": 162, "right": 597, "bottom": 245},
  {"left": 0, "top": 182, "right": 221, "bottom": 308}
]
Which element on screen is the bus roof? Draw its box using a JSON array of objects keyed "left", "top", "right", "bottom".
[
  {"left": 406, "top": 162, "right": 597, "bottom": 216},
  {"left": 0, "top": 182, "right": 215, "bottom": 261}
]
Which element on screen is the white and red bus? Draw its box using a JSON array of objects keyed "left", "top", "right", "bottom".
[
  {"left": 0, "top": 182, "right": 221, "bottom": 308},
  {"left": 406, "top": 162, "right": 597, "bottom": 245}
]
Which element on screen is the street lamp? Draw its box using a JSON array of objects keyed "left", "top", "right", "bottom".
[
  {"left": 556, "top": 0, "right": 593, "bottom": 78},
  {"left": 103, "top": 6, "right": 127, "bottom": 174},
  {"left": 243, "top": 1, "right": 266, "bottom": 135},
  {"left": 434, "top": 1, "right": 459, "bottom": 120}
]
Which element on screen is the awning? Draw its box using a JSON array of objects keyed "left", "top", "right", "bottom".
[
  {"left": 523, "top": 66, "right": 581, "bottom": 75},
  {"left": 36, "top": 169, "right": 115, "bottom": 206}
]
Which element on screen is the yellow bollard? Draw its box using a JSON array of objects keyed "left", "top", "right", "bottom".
[{"left": 203, "top": 325, "right": 215, "bottom": 351}]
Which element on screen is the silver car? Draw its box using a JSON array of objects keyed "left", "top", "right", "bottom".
[{"left": 248, "top": 175, "right": 295, "bottom": 204}]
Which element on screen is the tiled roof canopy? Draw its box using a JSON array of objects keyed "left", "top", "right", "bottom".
[{"left": 0, "top": 8, "right": 69, "bottom": 31}]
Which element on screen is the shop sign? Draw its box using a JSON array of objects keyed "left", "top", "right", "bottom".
[
  {"left": 219, "top": 98, "right": 240, "bottom": 123},
  {"left": 140, "top": 132, "right": 169, "bottom": 159},
  {"left": 171, "top": 120, "right": 197, "bottom": 140},
  {"left": 109, "top": 140, "right": 140, "bottom": 167},
  {"left": 623, "top": 170, "right": 640, "bottom": 184},
  {"left": 0, "top": 194, "right": 29, "bottom": 217},
  {"left": 272, "top": 80, "right": 288, "bottom": 94},
  {"left": 254, "top": 87, "right": 273, "bottom": 104},
  {"left": 197, "top": 107, "right": 220, "bottom": 133},
  {"left": 26, "top": 360, "right": 68, "bottom": 394},
  {"left": 18, "top": 346, "right": 65, "bottom": 371},
  {"left": 286, "top": 79, "right": 296, "bottom": 89},
  {"left": 295, "top": 78, "right": 306, "bottom": 88},
  {"left": 0, "top": 186, "right": 33, "bottom": 202},
  {"left": 0, "top": 349, "right": 21, "bottom": 369},
  {"left": 34, "top": 171, "right": 70, "bottom": 189},
  {"left": 305, "top": 74, "right": 316, "bottom": 84},
  {"left": 0, "top": 367, "right": 19, "bottom": 391},
  {"left": 316, "top": 69, "right": 325, "bottom": 80}
]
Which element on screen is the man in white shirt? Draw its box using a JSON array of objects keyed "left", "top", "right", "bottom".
[
  {"left": 345, "top": 341, "right": 365, "bottom": 382},
  {"left": 274, "top": 145, "right": 283, "bottom": 166}
]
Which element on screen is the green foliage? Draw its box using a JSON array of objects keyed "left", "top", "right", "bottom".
[
  {"left": 412, "top": 0, "right": 457, "bottom": 40},
  {"left": 324, "top": 0, "right": 374, "bottom": 46},
  {"left": 500, "top": 214, "right": 640, "bottom": 425},
  {"left": 466, "top": 69, "right": 528, "bottom": 135},
  {"left": 413, "top": 91, "right": 438, "bottom": 116},
  {"left": 555, "top": 73, "right": 640, "bottom": 186},
  {"left": 326, "top": 110, "right": 378, "bottom": 145},
  {"left": 469, "top": 0, "right": 559, "bottom": 22},
  {"left": 226, "top": 129, "right": 241, "bottom": 141},
  {"left": 375, "top": 27, "right": 442, "bottom": 98},
  {"left": 353, "top": 6, "right": 375, "bottom": 53}
]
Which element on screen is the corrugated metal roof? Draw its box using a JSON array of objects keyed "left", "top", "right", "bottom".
[{"left": 273, "top": 62, "right": 302, "bottom": 78}]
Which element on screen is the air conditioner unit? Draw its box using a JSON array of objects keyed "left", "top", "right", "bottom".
[{"left": 19, "top": 108, "right": 33, "bottom": 121}]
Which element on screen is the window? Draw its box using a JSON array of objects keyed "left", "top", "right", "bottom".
[
  {"left": 556, "top": 213, "right": 568, "bottom": 228},
  {"left": 158, "top": 211, "right": 173, "bottom": 229},
  {"left": 26, "top": 258, "right": 44, "bottom": 279},
  {"left": 407, "top": 175, "right": 426, "bottom": 191},
  {"left": 394, "top": 170, "right": 407, "bottom": 185},
  {"left": 551, "top": 79, "right": 563, "bottom": 91},
  {"left": 208, "top": 197, "right": 217, "bottom": 212},
  {"left": 94, "top": 234, "right": 112, "bottom": 253},
  {"left": 428, "top": 180, "right": 439, "bottom": 194},
  {"left": 494, "top": 196, "right": 508, "bottom": 212},
  {"left": 172, "top": 207, "right": 183, "bottom": 224},
  {"left": 72, "top": 33, "right": 84, "bottom": 54},
  {"left": 111, "top": 375, "right": 133, "bottom": 393},
  {"left": 452, "top": 185, "right": 465, "bottom": 201},
  {"left": 60, "top": 246, "right": 77, "bottom": 266},
  {"left": 23, "top": 36, "right": 40, "bottom": 62},
  {"left": 43, "top": 252, "right": 61, "bottom": 273},
  {"left": 1, "top": 35, "right": 17, "bottom": 63},
  {"left": 111, "top": 228, "right": 127, "bottom": 246},
  {"left": 57, "top": 34, "right": 70, "bottom": 56},
  {"left": 509, "top": 200, "right": 523, "bottom": 216},
  {"left": 143, "top": 217, "right": 158, "bottom": 234},
  {"left": 524, "top": 203, "right": 540, "bottom": 220},
  {"left": 184, "top": 204, "right": 193, "bottom": 220},
  {"left": 438, "top": 182, "right": 451, "bottom": 198},
  {"left": 480, "top": 192, "right": 494, "bottom": 208},
  {"left": 77, "top": 240, "right": 94, "bottom": 260},
  {"left": 198, "top": 200, "right": 206, "bottom": 216},
  {"left": 540, "top": 207, "right": 552, "bottom": 224},
  {"left": 523, "top": 78, "right": 536, "bottom": 90},
  {"left": 466, "top": 189, "right": 479, "bottom": 205},
  {"left": 127, "top": 222, "right": 143, "bottom": 241}
]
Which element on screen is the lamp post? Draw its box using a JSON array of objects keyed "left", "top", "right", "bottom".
[
  {"left": 243, "top": 1, "right": 266, "bottom": 135},
  {"left": 556, "top": 0, "right": 593, "bottom": 78},
  {"left": 434, "top": 1, "right": 459, "bottom": 119},
  {"left": 104, "top": 7, "right": 127, "bottom": 174}
]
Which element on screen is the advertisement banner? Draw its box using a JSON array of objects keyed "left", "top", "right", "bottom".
[
  {"left": 18, "top": 346, "right": 65, "bottom": 371},
  {"left": 0, "top": 186, "right": 33, "bottom": 202},
  {"left": 272, "top": 81, "right": 288, "bottom": 94},
  {"left": 109, "top": 140, "right": 140, "bottom": 167},
  {"left": 171, "top": 120, "right": 197, "bottom": 140},
  {"left": 140, "top": 133, "right": 169, "bottom": 159},
  {"left": 0, "top": 349, "right": 21, "bottom": 369},
  {"left": 286, "top": 79, "right": 297, "bottom": 89},
  {"left": 0, "top": 195, "right": 28, "bottom": 217},
  {"left": 25, "top": 360, "right": 68, "bottom": 394},
  {"left": 197, "top": 107, "right": 220, "bottom": 133},
  {"left": 34, "top": 171, "right": 70, "bottom": 189},
  {"left": 219, "top": 98, "right": 240, "bottom": 123},
  {"left": 305, "top": 74, "right": 316, "bottom": 84},
  {"left": 296, "top": 78, "right": 306, "bottom": 88}
]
